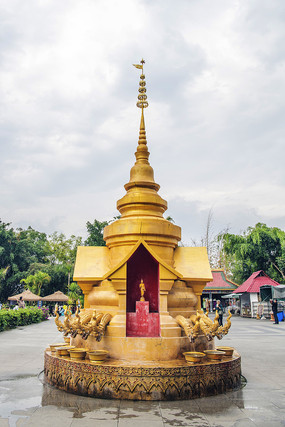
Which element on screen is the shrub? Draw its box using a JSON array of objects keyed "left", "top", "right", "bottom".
[{"left": 0, "top": 307, "right": 46, "bottom": 332}]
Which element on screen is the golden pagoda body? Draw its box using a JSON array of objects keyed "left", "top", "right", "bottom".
[
  {"left": 73, "top": 61, "right": 212, "bottom": 360},
  {"left": 45, "top": 61, "right": 241, "bottom": 400}
]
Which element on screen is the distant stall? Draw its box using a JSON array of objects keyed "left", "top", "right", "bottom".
[
  {"left": 8, "top": 289, "right": 41, "bottom": 303},
  {"left": 233, "top": 270, "right": 280, "bottom": 318},
  {"left": 202, "top": 269, "right": 238, "bottom": 312},
  {"left": 272, "top": 285, "right": 285, "bottom": 301},
  {"left": 259, "top": 284, "right": 285, "bottom": 321},
  {"left": 41, "top": 291, "right": 68, "bottom": 303},
  {"left": 42, "top": 291, "right": 69, "bottom": 315}
]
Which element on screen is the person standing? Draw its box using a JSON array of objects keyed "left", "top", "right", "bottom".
[
  {"left": 215, "top": 300, "right": 223, "bottom": 326},
  {"left": 271, "top": 299, "right": 279, "bottom": 324},
  {"left": 17, "top": 296, "right": 26, "bottom": 309}
]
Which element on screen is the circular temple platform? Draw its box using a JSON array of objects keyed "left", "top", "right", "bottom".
[{"left": 44, "top": 350, "right": 241, "bottom": 400}]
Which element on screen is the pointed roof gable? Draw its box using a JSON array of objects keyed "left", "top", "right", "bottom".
[
  {"left": 73, "top": 239, "right": 183, "bottom": 283},
  {"left": 233, "top": 270, "right": 280, "bottom": 293},
  {"left": 74, "top": 240, "right": 213, "bottom": 283},
  {"left": 203, "top": 269, "right": 238, "bottom": 291},
  {"left": 105, "top": 239, "right": 182, "bottom": 280}
]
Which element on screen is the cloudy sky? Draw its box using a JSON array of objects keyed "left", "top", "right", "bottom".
[{"left": 1, "top": 0, "right": 285, "bottom": 244}]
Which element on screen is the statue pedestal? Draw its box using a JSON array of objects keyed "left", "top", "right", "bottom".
[{"left": 126, "top": 301, "right": 160, "bottom": 337}]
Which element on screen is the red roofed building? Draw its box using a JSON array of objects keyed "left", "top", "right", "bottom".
[
  {"left": 202, "top": 269, "right": 238, "bottom": 312},
  {"left": 233, "top": 270, "right": 280, "bottom": 294},
  {"left": 233, "top": 270, "right": 280, "bottom": 317}
]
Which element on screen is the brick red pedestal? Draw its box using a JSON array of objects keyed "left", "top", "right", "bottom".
[{"left": 126, "top": 301, "right": 160, "bottom": 337}]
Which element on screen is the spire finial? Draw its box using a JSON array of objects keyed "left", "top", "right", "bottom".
[
  {"left": 114, "top": 59, "right": 169, "bottom": 220},
  {"left": 133, "top": 59, "right": 148, "bottom": 109}
]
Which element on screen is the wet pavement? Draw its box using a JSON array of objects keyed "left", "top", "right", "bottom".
[{"left": 0, "top": 316, "right": 284, "bottom": 426}]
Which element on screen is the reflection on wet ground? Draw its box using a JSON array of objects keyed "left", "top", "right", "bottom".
[
  {"left": 0, "top": 317, "right": 285, "bottom": 426},
  {"left": 0, "top": 373, "right": 284, "bottom": 427},
  {"left": 0, "top": 376, "right": 42, "bottom": 426}
]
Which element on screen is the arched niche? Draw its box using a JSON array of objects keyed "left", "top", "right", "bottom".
[{"left": 126, "top": 243, "right": 160, "bottom": 337}]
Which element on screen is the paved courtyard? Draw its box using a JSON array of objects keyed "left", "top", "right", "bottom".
[{"left": 0, "top": 315, "right": 284, "bottom": 426}]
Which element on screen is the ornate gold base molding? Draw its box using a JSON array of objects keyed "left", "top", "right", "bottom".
[
  {"left": 44, "top": 351, "right": 241, "bottom": 400},
  {"left": 45, "top": 351, "right": 241, "bottom": 400}
]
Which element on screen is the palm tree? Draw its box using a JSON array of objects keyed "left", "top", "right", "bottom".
[
  {"left": 68, "top": 282, "right": 82, "bottom": 305},
  {"left": 21, "top": 271, "right": 51, "bottom": 296}
]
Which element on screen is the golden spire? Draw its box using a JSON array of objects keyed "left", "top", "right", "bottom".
[
  {"left": 123, "top": 59, "right": 158, "bottom": 193},
  {"left": 133, "top": 58, "right": 149, "bottom": 166},
  {"left": 133, "top": 59, "right": 149, "bottom": 110},
  {"left": 103, "top": 59, "right": 181, "bottom": 253},
  {"left": 115, "top": 59, "right": 168, "bottom": 218}
]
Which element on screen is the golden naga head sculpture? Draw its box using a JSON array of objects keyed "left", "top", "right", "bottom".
[
  {"left": 176, "top": 309, "right": 232, "bottom": 343},
  {"left": 54, "top": 305, "right": 112, "bottom": 342}
]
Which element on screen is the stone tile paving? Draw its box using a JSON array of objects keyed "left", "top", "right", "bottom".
[{"left": 0, "top": 316, "right": 284, "bottom": 426}]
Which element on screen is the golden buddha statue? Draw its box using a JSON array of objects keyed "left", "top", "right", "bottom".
[{"left": 139, "top": 279, "right": 146, "bottom": 302}]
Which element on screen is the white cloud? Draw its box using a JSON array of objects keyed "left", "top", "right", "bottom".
[{"left": 0, "top": 0, "right": 284, "bottom": 242}]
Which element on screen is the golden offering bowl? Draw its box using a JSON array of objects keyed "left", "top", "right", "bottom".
[
  {"left": 216, "top": 346, "right": 234, "bottom": 357},
  {"left": 55, "top": 346, "right": 75, "bottom": 357},
  {"left": 50, "top": 343, "right": 68, "bottom": 352},
  {"left": 88, "top": 350, "right": 109, "bottom": 364},
  {"left": 68, "top": 348, "right": 87, "bottom": 360},
  {"left": 183, "top": 352, "right": 206, "bottom": 364},
  {"left": 204, "top": 350, "right": 226, "bottom": 360},
  {"left": 63, "top": 336, "right": 71, "bottom": 344}
]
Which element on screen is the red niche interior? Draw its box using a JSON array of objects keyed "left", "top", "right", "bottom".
[
  {"left": 126, "top": 244, "right": 160, "bottom": 337},
  {"left": 126, "top": 244, "right": 159, "bottom": 313}
]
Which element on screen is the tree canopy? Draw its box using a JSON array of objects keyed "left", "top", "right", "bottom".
[
  {"left": 221, "top": 223, "right": 285, "bottom": 284},
  {"left": 85, "top": 219, "right": 109, "bottom": 246},
  {"left": 0, "top": 218, "right": 110, "bottom": 302}
]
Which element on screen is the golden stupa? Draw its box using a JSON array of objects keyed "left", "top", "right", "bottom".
[
  {"left": 73, "top": 59, "right": 212, "bottom": 360},
  {"left": 45, "top": 60, "right": 241, "bottom": 400}
]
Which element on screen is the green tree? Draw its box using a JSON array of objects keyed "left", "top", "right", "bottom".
[
  {"left": 47, "top": 232, "right": 83, "bottom": 291},
  {"left": 85, "top": 219, "right": 109, "bottom": 246},
  {"left": 0, "top": 221, "right": 50, "bottom": 301},
  {"left": 15, "top": 226, "right": 50, "bottom": 267},
  {"left": 21, "top": 271, "right": 51, "bottom": 296},
  {"left": 34, "top": 263, "right": 71, "bottom": 296},
  {"left": 68, "top": 281, "right": 83, "bottom": 305},
  {"left": 48, "top": 232, "right": 82, "bottom": 265},
  {"left": 222, "top": 223, "right": 285, "bottom": 284}
]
